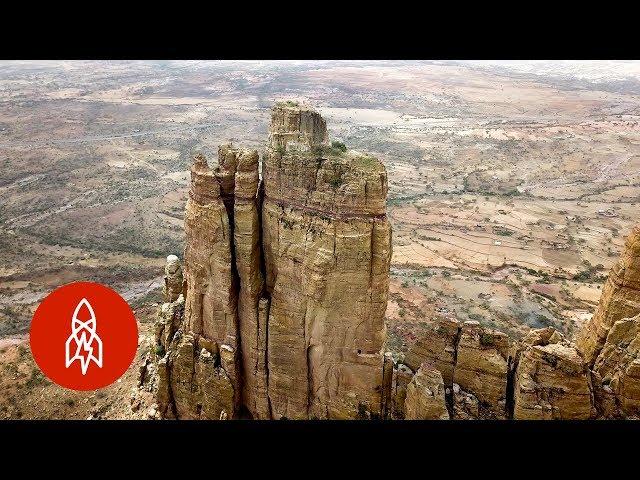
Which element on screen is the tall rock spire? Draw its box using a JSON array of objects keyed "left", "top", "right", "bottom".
[{"left": 262, "top": 102, "right": 391, "bottom": 419}]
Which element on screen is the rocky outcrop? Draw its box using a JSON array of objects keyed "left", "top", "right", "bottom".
[
  {"left": 150, "top": 102, "right": 640, "bottom": 421},
  {"left": 404, "top": 363, "right": 450, "bottom": 420},
  {"left": 401, "top": 319, "right": 598, "bottom": 419},
  {"left": 156, "top": 147, "right": 259, "bottom": 419},
  {"left": 404, "top": 318, "right": 459, "bottom": 386},
  {"left": 569, "top": 225, "right": 640, "bottom": 419},
  {"left": 403, "top": 318, "right": 508, "bottom": 418},
  {"left": 577, "top": 225, "right": 640, "bottom": 366},
  {"left": 512, "top": 329, "right": 594, "bottom": 419},
  {"left": 158, "top": 332, "right": 234, "bottom": 420},
  {"left": 222, "top": 145, "right": 270, "bottom": 420},
  {"left": 590, "top": 313, "right": 640, "bottom": 418},
  {"left": 155, "top": 102, "right": 392, "bottom": 419},
  {"left": 454, "top": 321, "right": 509, "bottom": 418}
]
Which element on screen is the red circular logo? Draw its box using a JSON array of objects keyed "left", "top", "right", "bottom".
[{"left": 29, "top": 282, "right": 138, "bottom": 391}]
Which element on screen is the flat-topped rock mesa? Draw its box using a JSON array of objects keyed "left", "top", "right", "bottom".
[{"left": 155, "top": 102, "right": 392, "bottom": 420}]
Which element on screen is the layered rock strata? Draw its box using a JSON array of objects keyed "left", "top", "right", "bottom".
[{"left": 156, "top": 103, "right": 392, "bottom": 419}]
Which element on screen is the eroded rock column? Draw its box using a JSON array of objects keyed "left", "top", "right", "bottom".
[
  {"left": 157, "top": 153, "right": 240, "bottom": 419},
  {"left": 155, "top": 102, "right": 391, "bottom": 420},
  {"left": 262, "top": 103, "right": 392, "bottom": 419}
]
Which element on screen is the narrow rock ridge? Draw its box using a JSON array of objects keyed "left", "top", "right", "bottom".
[{"left": 155, "top": 102, "right": 392, "bottom": 419}]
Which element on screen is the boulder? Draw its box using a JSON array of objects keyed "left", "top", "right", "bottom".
[{"left": 404, "top": 364, "right": 450, "bottom": 420}]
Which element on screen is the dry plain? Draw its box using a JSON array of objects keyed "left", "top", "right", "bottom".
[{"left": 1, "top": 60, "right": 639, "bottom": 417}]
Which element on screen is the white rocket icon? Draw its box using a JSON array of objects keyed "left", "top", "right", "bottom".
[{"left": 65, "top": 298, "right": 103, "bottom": 375}]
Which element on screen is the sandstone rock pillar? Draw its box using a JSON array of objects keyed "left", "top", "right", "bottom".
[
  {"left": 156, "top": 102, "right": 391, "bottom": 420},
  {"left": 577, "top": 225, "right": 640, "bottom": 365},
  {"left": 261, "top": 103, "right": 392, "bottom": 419}
]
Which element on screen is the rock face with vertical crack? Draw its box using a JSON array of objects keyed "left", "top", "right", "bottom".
[
  {"left": 155, "top": 102, "right": 392, "bottom": 419},
  {"left": 156, "top": 151, "right": 242, "bottom": 419}
]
